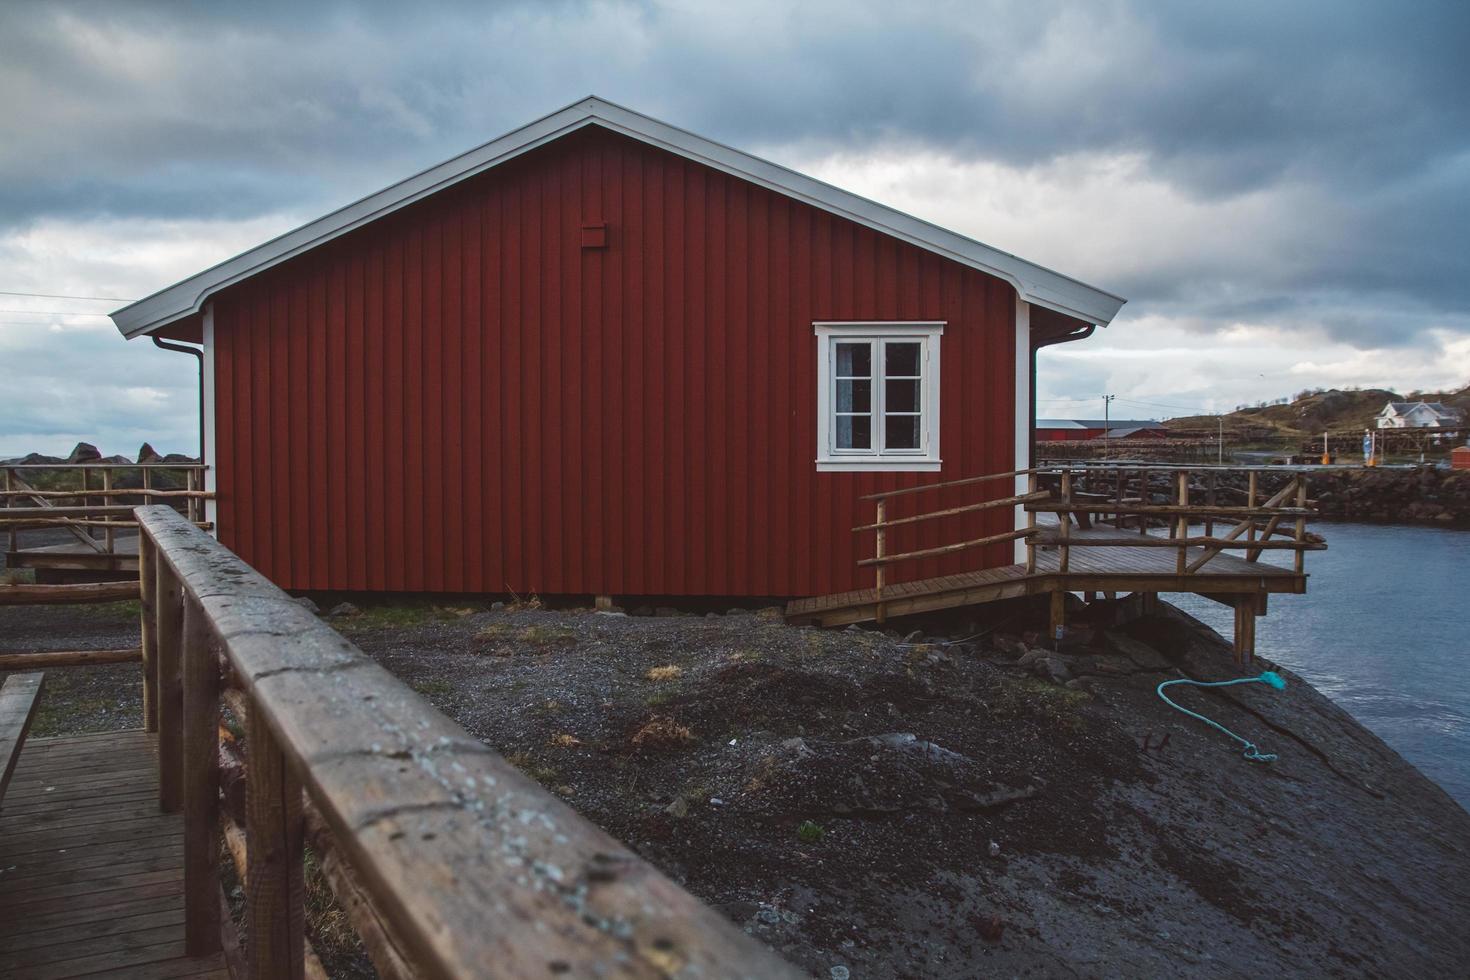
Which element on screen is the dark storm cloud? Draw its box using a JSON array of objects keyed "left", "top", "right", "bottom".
[{"left": 0, "top": 0, "right": 1467, "bottom": 353}]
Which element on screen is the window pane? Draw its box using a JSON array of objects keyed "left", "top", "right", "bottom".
[
  {"left": 837, "top": 379, "right": 871, "bottom": 413},
  {"left": 885, "top": 414, "right": 920, "bottom": 450},
  {"left": 884, "top": 341, "right": 920, "bottom": 377},
  {"left": 885, "top": 378, "right": 919, "bottom": 414},
  {"left": 837, "top": 414, "right": 872, "bottom": 450},
  {"left": 836, "top": 342, "right": 871, "bottom": 378}
]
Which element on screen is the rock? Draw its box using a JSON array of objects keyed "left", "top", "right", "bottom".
[
  {"left": 490, "top": 601, "right": 505, "bottom": 610},
  {"left": 1032, "top": 656, "right": 1072, "bottom": 684},
  {"left": 630, "top": 605, "right": 653, "bottom": 617},
  {"left": 1104, "top": 633, "right": 1172, "bottom": 670},
  {"left": 327, "top": 601, "right": 361, "bottom": 618},
  {"left": 654, "top": 606, "right": 679, "bottom": 617},
  {"left": 664, "top": 796, "right": 689, "bottom": 818},
  {"left": 66, "top": 442, "right": 101, "bottom": 464},
  {"left": 705, "top": 611, "right": 720, "bottom": 618},
  {"left": 992, "top": 635, "right": 1030, "bottom": 659},
  {"left": 726, "top": 608, "right": 744, "bottom": 616},
  {"left": 294, "top": 596, "right": 320, "bottom": 614},
  {"left": 161, "top": 453, "right": 198, "bottom": 464},
  {"left": 136, "top": 442, "right": 162, "bottom": 463},
  {"left": 830, "top": 967, "right": 851, "bottom": 980},
  {"left": 1016, "top": 648, "right": 1047, "bottom": 668}
]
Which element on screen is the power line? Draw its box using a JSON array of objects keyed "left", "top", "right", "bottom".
[
  {"left": 0, "top": 309, "right": 114, "bottom": 317},
  {"left": 0, "top": 289, "right": 134, "bottom": 302}
]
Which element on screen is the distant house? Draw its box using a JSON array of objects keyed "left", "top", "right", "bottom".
[
  {"left": 1035, "top": 419, "right": 1167, "bottom": 442},
  {"left": 109, "top": 96, "right": 1125, "bottom": 599},
  {"left": 1376, "top": 401, "right": 1463, "bottom": 429}
]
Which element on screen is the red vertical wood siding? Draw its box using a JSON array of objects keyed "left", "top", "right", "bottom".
[{"left": 211, "top": 125, "right": 1018, "bottom": 597}]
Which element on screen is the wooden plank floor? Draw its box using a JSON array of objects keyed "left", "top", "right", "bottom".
[
  {"left": 0, "top": 731, "right": 228, "bottom": 979},
  {"left": 788, "top": 523, "right": 1303, "bottom": 621}
]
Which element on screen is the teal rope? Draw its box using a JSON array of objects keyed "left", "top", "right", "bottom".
[{"left": 1156, "top": 671, "right": 1286, "bottom": 763}]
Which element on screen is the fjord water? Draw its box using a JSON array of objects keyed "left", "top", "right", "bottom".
[{"left": 1168, "top": 522, "right": 1470, "bottom": 809}]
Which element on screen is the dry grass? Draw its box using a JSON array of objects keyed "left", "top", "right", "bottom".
[
  {"left": 548, "top": 732, "right": 583, "bottom": 748},
  {"left": 630, "top": 716, "right": 694, "bottom": 750},
  {"left": 645, "top": 664, "right": 683, "bottom": 682}
]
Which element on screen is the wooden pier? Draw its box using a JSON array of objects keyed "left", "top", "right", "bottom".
[
  {"left": 0, "top": 505, "right": 804, "bottom": 979},
  {"left": 0, "top": 730, "right": 229, "bottom": 979},
  {"left": 789, "top": 463, "right": 1324, "bottom": 662}
]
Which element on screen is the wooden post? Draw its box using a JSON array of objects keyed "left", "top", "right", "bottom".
[
  {"left": 1025, "top": 474, "right": 1038, "bottom": 574},
  {"left": 1247, "top": 472, "right": 1258, "bottom": 545},
  {"left": 182, "top": 595, "right": 222, "bottom": 956},
  {"left": 1138, "top": 468, "right": 1148, "bottom": 535},
  {"left": 1058, "top": 470, "right": 1072, "bottom": 574},
  {"left": 1048, "top": 589, "right": 1066, "bottom": 641},
  {"left": 187, "top": 469, "right": 198, "bottom": 523},
  {"left": 874, "top": 499, "right": 887, "bottom": 624},
  {"left": 1205, "top": 472, "right": 1216, "bottom": 538},
  {"left": 3, "top": 469, "right": 13, "bottom": 555},
  {"left": 593, "top": 595, "right": 614, "bottom": 612},
  {"left": 102, "top": 469, "right": 115, "bottom": 553},
  {"left": 1294, "top": 475, "right": 1307, "bottom": 575},
  {"left": 247, "top": 711, "right": 306, "bottom": 979},
  {"left": 1233, "top": 596, "right": 1256, "bottom": 665},
  {"left": 156, "top": 560, "right": 185, "bottom": 812},
  {"left": 1175, "top": 471, "right": 1189, "bottom": 575},
  {"left": 139, "top": 534, "right": 158, "bottom": 733}
]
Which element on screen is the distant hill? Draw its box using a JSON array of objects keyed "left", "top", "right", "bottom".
[{"left": 1164, "top": 384, "right": 1470, "bottom": 439}]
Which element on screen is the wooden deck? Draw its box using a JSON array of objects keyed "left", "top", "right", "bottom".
[
  {"left": 0, "top": 731, "right": 228, "bottom": 979},
  {"left": 788, "top": 524, "right": 1306, "bottom": 627},
  {"left": 5, "top": 535, "right": 140, "bottom": 577}
]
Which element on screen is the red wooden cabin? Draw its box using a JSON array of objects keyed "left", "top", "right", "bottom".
[{"left": 113, "top": 97, "right": 1124, "bottom": 600}]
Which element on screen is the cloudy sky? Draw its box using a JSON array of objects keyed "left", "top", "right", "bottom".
[{"left": 2, "top": 0, "right": 1467, "bottom": 457}]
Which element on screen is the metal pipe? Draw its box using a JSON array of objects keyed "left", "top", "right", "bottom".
[{"left": 151, "top": 336, "right": 205, "bottom": 465}]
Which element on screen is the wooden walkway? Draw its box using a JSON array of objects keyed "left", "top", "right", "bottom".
[
  {"left": 0, "top": 731, "right": 228, "bottom": 979},
  {"left": 788, "top": 524, "right": 1306, "bottom": 627}
]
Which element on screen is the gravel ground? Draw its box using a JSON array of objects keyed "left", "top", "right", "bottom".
[
  {"left": 330, "top": 597, "right": 1470, "bottom": 979},
  {"left": 6, "top": 584, "right": 1467, "bottom": 978},
  {"left": 0, "top": 599, "right": 143, "bottom": 735}
]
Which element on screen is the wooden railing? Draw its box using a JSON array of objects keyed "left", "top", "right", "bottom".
[
  {"left": 136, "top": 505, "right": 801, "bottom": 979},
  {"left": 856, "top": 468, "right": 1043, "bottom": 620},
  {"left": 1, "top": 462, "right": 210, "bottom": 557},
  {"left": 1026, "top": 464, "right": 1323, "bottom": 577}
]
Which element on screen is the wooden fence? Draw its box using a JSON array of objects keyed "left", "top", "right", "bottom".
[
  {"left": 1, "top": 462, "right": 210, "bottom": 558},
  {"left": 135, "top": 505, "right": 800, "bottom": 979}
]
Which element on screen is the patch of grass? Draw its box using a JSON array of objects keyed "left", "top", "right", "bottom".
[
  {"left": 548, "top": 732, "right": 582, "bottom": 748},
  {"left": 1, "top": 568, "right": 35, "bottom": 585},
  {"left": 506, "top": 750, "right": 560, "bottom": 785},
  {"left": 645, "top": 664, "right": 683, "bottom": 682},
  {"left": 534, "top": 698, "right": 564, "bottom": 715},
  {"left": 338, "top": 602, "right": 452, "bottom": 631},
  {"left": 630, "top": 716, "right": 694, "bottom": 751},
  {"left": 519, "top": 625, "right": 578, "bottom": 649},
  {"left": 797, "top": 820, "right": 825, "bottom": 844},
  {"left": 410, "top": 678, "right": 455, "bottom": 697},
  {"left": 645, "top": 688, "right": 676, "bottom": 708},
  {"left": 989, "top": 676, "right": 1089, "bottom": 732}
]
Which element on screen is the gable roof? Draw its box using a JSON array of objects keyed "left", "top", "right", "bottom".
[
  {"left": 1381, "top": 401, "right": 1462, "bottom": 419},
  {"left": 111, "top": 96, "right": 1126, "bottom": 339}
]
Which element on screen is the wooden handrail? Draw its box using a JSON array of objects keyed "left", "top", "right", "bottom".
[
  {"left": 136, "top": 505, "right": 801, "bottom": 980},
  {"left": 1030, "top": 532, "right": 1325, "bottom": 551},
  {"left": 858, "top": 526, "right": 1038, "bottom": 567},
  {"left": 854, "top": 490, "right": 1050, "bottom": 531},
  {"left": 859, "top": 467, "right": 1037, "bottom": 501}
]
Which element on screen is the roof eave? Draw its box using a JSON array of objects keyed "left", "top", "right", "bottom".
[{"left": 112, "top": 96, "right": 1126, "bottom": 338}]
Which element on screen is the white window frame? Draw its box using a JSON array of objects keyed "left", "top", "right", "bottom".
[{"left": 814, "top": 321, "right": 943, "bottom": 472}]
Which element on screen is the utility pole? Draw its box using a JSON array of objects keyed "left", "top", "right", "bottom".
[{"left": 1102, "top": 394, "right": 1116, "bottom": 455}]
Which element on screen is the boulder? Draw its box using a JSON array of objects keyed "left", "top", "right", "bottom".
[
  {"left": 136, "top": 442, "right": 162, "bottom": 463},
  {"left": 66, "top": 442, "right": 101, "bottom": 464}
]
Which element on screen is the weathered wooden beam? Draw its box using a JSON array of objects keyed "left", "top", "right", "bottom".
[
  {"left": 139, "top": 536, "right": 158, "bottom": 732},
  {"left": 853, "top": 490, "right": 1051, "bottom": 531},
  {"left": 0, "top": 648, "right": 140, "bottom": 670},
  {"left": 1032, "top": 533, "right": 1324, "bottom": 551},
  {"left": 0, "top": 582, "right": 139, "bottom": 605},
  {"left": 181, "top": 595, "right": 222, "bottom": 956},
  {"left": 1, "top": 673, "right": 46, "bottom": 806},
  {"left": 156, "top": 563, "right": 184, "bottom": 813},
  {"left": 136, "top": 506, "right": 804, "bottom": 979},
  {"left": 247, "top": 710, "right": 307, "bottom": 979},
  {"left": 857, "top": 526, "right": 1037, "bottom": 567}
]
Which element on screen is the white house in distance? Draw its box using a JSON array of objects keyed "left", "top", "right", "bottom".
[{"left": 1376, "top": 401, "right": 1464, "bottom": 429}]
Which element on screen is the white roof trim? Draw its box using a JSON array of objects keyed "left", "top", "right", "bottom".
[{"left": 112, "top": 96, "right": 1126, "bottom": 338}]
